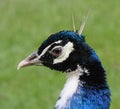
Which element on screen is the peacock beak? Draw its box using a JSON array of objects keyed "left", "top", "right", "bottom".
[{"left": 17, "top": 52, "right": 42, "bottom": 70}]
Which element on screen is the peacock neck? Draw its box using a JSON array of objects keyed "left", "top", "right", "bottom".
[
  {"left": 55, "top": 65, "right": 111, "bottom": 109},
  {"left": 55, "top": 69, "right": 81, "bottom": 109},
  {"left": 70, "top": 84, "right": 111, "bottom": 109}
]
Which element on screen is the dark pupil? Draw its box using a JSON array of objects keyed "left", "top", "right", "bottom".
[{"left": 53, "top": 48, "right": 61, "bottom": 54}]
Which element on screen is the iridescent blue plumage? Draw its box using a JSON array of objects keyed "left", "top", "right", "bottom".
[
  {"left": 18, "top": 30, "right": 111, "bottom": 109},
  {"left": 68, "top": 85, "right": 110, "bottom": 109},
  {"left": 38, "top": 31, "right": 85, "bottom": 54},
  {"left": 55, "top": 81, "right": 110, "bottom": 109},
  {"left": 51, "top": 31, "right": 111, "bottom": 109}
]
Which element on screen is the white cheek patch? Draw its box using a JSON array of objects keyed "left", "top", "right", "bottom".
[{"left": 53, "top": 42, "right": 74, "bottom": 64}]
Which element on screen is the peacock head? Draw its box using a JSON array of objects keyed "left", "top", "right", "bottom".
[{"left": 17, "top": 30, "right": 99, "bottom": 73}]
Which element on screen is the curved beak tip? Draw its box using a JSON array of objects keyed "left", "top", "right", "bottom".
[
  {"left": 17, "top": 52, "right": 42, "bottom": 70},
  {"left": 17, "top": 60, "right": 28, "bottom": 70},
  {"left": 17, "top": 65, "right": 20, "bottom": 70}
]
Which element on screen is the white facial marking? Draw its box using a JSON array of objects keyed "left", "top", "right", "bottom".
[
  {"left": 53, "top": 42, "right": 74, "bottom": 64},
  {"left": 55, "top": 65, "right": 84, "bottom": 109},
  {"left": 38, "top": 40, "right": 62, "bottom": 59}
]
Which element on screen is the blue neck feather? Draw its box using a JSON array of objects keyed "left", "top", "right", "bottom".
[
  {"left": 70, "top": 85, "right": 111, "bottom": 109},
  {"left": 40, "top": 30, "right": 111, "bottom": 109},
  {"left": 57, "top": 84, "right": 111, "bottom": 109},
  {"left": 55, "top": 51, "right": 111, "bottom": 109}
]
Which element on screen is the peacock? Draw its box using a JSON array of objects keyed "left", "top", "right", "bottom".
[{"left": 17, "top": 17, "right": 111, "bottom": 109}]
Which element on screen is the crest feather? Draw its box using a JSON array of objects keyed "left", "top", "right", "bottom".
[
  {"left": 72, "top": 14, "right": 76, "bottom": 32},
  {"left": 78, "top": 12, "right": 89, "bottom": 35}
]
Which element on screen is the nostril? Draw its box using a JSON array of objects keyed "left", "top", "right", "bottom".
[
  {"left": 28, "top": 53, "right": 37, "bottom": 61},
  {"left": 29, "top": 56, "right": 37, "bottom": 61}
]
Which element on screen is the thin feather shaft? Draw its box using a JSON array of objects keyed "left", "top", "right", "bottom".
[
  {"left": 78, "top": 13, "right": 89, "bottom": 35},
  {"left": 72, "top": 14, "right": 76, "bottom": 32}
]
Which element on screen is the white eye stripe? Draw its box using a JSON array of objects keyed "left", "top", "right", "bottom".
[
  {"left": 38, "top": 44, "right": 51, "bottom": 58},
  {"left": 54, "top": 40, "right": 62, "bottom": 44},
  {"left": 38, "top": 40, "right": 62, "bottom": 58}
]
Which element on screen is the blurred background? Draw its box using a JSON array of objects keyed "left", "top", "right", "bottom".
[{"left": 0, "top": 0, "right": 119, "bottom": 109}]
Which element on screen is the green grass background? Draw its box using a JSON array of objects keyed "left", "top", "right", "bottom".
[{"left": 0, "top": 0, "right": 119, "bottom": 109}]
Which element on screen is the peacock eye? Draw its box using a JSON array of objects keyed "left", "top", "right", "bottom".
[{"left": 51, "top": 47, "right": 62, "bottom": 57}]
